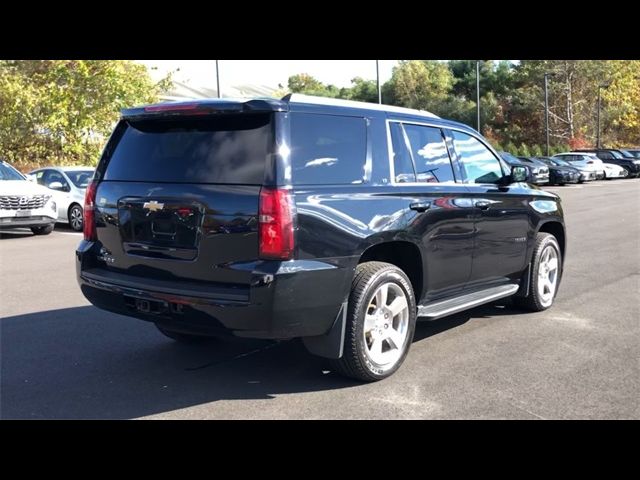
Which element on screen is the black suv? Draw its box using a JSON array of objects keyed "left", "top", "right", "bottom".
[
  {"left": 76, "top": 94, "right": 566, "bottom": 381},
  {"left": 573, "top": 149, "right": 640, "bottom": 177}
]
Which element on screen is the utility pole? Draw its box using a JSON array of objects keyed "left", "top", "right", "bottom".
[
  {"left": 476, "top": 61, "right": 481, "bottom": 133},
  {"left": 596, "top": 83, "right": 610, "bottom": 148},
  {"left": 216, "top": 60, "right": 221, "bottom": 98},
  {"left": 544, "top": 73, "right": 551, "bottom": 156},
  {"left": 376, "top": 60, "right": 382, "bottom": 104}
]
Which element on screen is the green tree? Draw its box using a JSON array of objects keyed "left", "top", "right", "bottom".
[
  {"left": 0, "top": 60, "right": 170, "bottom": 169},
  {"left": 385, "top": 60, "right": 453, "bottom": 112},
  {"left": 504, "top": 141, "right": 518, "bottom": 154},
  {"left": 287, "top": 73, "right": 340, "bottom": 98},
  {"left": 341, "top": 77, "right": 379, "bottom": 103},
  {"left": 519, "top": 143, "right": 531, "bottom": 157},
  {"left": 530, "top": 144, "right": 543, "bottom": 157}
]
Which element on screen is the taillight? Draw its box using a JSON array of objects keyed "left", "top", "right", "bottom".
[
  {"left": 83, "top": 181, "right": 98, "bottom": 241},
  {"left": 258, "top": 187, "right": 295, "bottom": 260}
]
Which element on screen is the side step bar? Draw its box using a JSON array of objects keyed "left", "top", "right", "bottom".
[{"left": 418, "top": 284, "right": 519, "bottom": 320}]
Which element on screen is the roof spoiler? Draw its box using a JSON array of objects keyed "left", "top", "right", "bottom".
[{"left": 121, "top": 98, "right": 288, "bottom": 119}]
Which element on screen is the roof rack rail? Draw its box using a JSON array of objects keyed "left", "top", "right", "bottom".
[{"left": 281, "top": 93, "right": 439, "bottom": 119}]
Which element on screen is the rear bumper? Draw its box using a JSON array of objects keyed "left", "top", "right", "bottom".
[
  {"left": 76, "top": 241, "right": 355, "bottom": 340},
  {"left": 0, "top": 215, "right": 55, "bottom": 229}
]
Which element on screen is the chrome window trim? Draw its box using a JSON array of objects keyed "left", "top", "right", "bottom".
[{"left": 385, "top": 118, "right": 506, "bottom": 186}]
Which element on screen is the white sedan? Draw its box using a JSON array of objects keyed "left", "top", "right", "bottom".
[
  {"left": 28, "top": 166, "right": 95, "bottom": 231},
  {"left": 602, "top": 162, "right": 628, "bottom": 179}
]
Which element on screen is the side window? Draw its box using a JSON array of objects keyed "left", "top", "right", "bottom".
[
  {"left": 598, "top": 152, "right": 613, "bottom": 160},
  {"left": 34, "top": 170, "right": 46, "bottom": 185},
  {"left": 403, "top": 124, "right": 455, "bottom": 183},
  {"left": 451, "top": 130, "right": 504, "bottom": 184},
  {"left": 290, "top": 113, "right": 366, "bottom": 185},
  {"left": 42, "top": 170, "right": 68, "bottom": 189},
  {"left": 389, "top": 122, "right": 415, "bottom": 183}
]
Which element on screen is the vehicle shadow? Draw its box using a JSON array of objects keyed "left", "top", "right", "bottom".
[
  {"left": 1, "top": 301, "right": 521, "bottom": 419},
  {"left": 0, "top": 229, "right": 34, "bottom": 239}
]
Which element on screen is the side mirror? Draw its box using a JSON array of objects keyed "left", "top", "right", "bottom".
[
  {"left": 25, "top": 174, "right": 37, "bottom": 182},
  {"left": 48, "top": 181, "right": 66, "bottom": 191},
  {"left": 510, "top": 165, "right": 528, "bottom": 183}
]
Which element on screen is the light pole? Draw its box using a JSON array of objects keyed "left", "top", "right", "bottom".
[
  {"left": 596, "top": 83, "right": 610, "bottom": 149},
  {"left": 216, "top": 60, "right": 221, "bottom": 98},
  {"left": 544, "top": 73, "right": 553, "bottom": 156},
  {"left": 376, "top": 60, "right": 382, "bottom": 104},
  {"left": 476, "top": 61, "right": 481, "bottom": 133}
]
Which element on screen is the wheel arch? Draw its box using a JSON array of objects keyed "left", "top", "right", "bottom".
[
  {"left": 357, "top": 240, "right": 424, "bottom": 302},
  {"left": 67, "top": 201, "right": 82, "bottom": 218},
  {"left": 536, "top": 220, "right": 566, "bottom": 262}
]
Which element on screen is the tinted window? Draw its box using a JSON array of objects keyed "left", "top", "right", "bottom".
[
  {"left": 452, "top": 131, "right": 504, "bottom": 184},
  {"left": 42, "top": 170, "right": 69, "bottom": 189},
  {"left": 103, "top": 114, "right": 272, "bottom": 184},
  {"left": 597, "top": 152, "right": 614, "bottom": 160},
  {"left": 389, "top": 122, "right": 415, "bottom": 183},
  {"left": 290, "top": 113, "right": 366, "bottom": 185},
  {"left": 0, "top": 162, "right": 25, "bottom": 181},
  {"left": 403, "top": 124, "right": 455, "bottom": 183},
  {"left": 65, "top": 170, "right": 94, "bottom": 188}
]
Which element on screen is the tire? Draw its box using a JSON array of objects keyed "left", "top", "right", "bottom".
[
  {"left": 513, "top": 233, "right": 562, "bottom": 312},
  {"left": 31, "top": 224, "right": 54, "bottom": 235},
  {"left": 155, "top": 324, "right": 210, "bottom": 344},
  {"left": 68, "top": 204, "right": 83, "bottom": 231},
  {"left": 330, "top": 261, "right": 417, "bottom": 382}
]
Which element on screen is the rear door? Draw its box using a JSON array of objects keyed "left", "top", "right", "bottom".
[
  {"left": 447, "top": 129, "right": 530, "bottom": 288},
  {"left": 92, "top": 113, "right": 274, "bottom": 287}
]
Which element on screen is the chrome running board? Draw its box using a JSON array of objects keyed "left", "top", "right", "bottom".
[{"left": 417, "top": 284, "right": 519, "bottom": 320}]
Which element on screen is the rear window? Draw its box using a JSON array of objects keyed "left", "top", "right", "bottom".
[
  {"left": 102, "top": 114, "right": 273, "bottom": 184},
  {"left": 290, "top": 113, "right": 366, "bottom": 185}
]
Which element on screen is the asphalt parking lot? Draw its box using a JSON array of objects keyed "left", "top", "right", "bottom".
[{"left": 1, "top": 179, "right": 639, "bottom": 419}]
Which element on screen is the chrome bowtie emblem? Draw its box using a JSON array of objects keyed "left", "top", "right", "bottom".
[
  {"left": 19, "top": 196, "right": 29, "bottom": 206},
  {"left": 143, "top": 200, "right": 164, "bottom": 212}
]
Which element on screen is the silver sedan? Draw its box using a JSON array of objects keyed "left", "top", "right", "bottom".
[{"left": 28, "top": 167, "right": 95, "bottom": 231}]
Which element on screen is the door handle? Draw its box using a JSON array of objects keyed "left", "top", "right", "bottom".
[
  {"left": 475, "top": 200, "right": 491, "bottom": 210},
  {"left": 410, "top": 201, "right": 431, "bottom": 212}
]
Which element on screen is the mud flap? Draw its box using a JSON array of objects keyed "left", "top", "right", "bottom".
[
  {"left": 515, "top": 263, "right": 531, "bottom": 297},
  {"left": 302, "top": 301, "right": 347, "bottom": 359}
]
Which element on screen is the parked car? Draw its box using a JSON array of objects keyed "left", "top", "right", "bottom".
[
  {"left": 601, "top": 162, "right": 629, "bottom": 179},
  {"left": 29, "top": 167, "right": 95, "bottom": 231},
  {"left": 499, "top": 152, "right": 549, "bottom": 185},
  {"left": 531, "top": 157, "right": 581, "bottom": 185},
  {"left": 573, "top": 149, "right": 640, "bottom": 177},
  {"left": 0, "top": 159, "right": 57, "bottom": 235},
  {"left": 77, "top": 94, "right": 566, "bottom": 382},
  {"left": 518, "top": 157, "right": 559, "bottom": 185},
  {"left": 553, "top": 152, "right": 605, "bottom": 180},
  {"left": 623, "top": 148, "right": 640, "bottom": 159}
]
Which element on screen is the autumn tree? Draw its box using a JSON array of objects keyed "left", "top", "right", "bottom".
[{"left": 0, "top": 60, "right": 171, "bottom": 169}]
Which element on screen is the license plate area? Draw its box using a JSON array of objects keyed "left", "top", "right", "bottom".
[
  {"left": 118, "top": 197, "right": 203, "bottom": 260},
  {"left": 125, "top": 295, "right": 168, "bottom": 314}
]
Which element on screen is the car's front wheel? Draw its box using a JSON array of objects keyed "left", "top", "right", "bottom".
[
  {"left": 68, "top": 204, "right": 83, "bottom": 231},
  {"left": 31, "top": 224, "right": 54, "bottom": 235},
  {"left": 514, "top": 232, "right": 562, "bottom": 311},
  {"left": 330, "top": 261, "right": 416, "bottom": 382}
]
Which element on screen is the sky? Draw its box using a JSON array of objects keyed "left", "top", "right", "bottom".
[{"left": 138, "top": 60, "right": 399, "bottom": 90}]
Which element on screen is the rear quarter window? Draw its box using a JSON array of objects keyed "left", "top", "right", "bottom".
[
  {"left": 289, "top": 113, "right": 366, "bottom": 185},
  {"left": 102, "top": 114, "right": 273, "bottom": 184}
]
